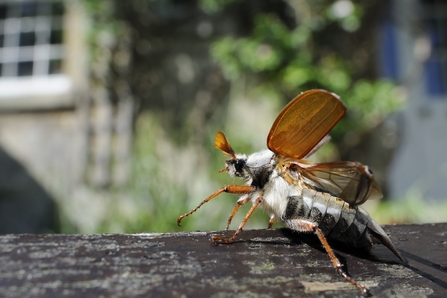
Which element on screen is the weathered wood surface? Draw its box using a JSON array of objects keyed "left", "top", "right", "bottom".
[{"left": 0, "top": 223, "right": 446, "bottom": 297}]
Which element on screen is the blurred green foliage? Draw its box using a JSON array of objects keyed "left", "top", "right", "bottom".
[
  {"left": 209, "top": 2, "right": 403, "bottom": 145},
  {"left": 66, "top": 0, "right": 422, "bottom": 235},
  {"left": 200, "top": 0, "right": 237, "bottom": 13},
  {"left": 94, "top": 114, "right": 194, "bottom": 233}
]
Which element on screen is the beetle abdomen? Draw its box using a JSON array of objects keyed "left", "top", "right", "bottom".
[{"left": 282, "top": 188, "right": 373, "bottom": 251}]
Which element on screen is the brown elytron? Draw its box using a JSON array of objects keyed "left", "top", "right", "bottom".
[
  {"left": 267, "top": 89, "right": 346, "bottom": 159},
  {"left": 178, "top": 89, "right": 403, "bottom": 295}
]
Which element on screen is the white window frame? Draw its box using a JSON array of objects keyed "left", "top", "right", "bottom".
[{"left": 0, "top": 0, "right": 85, "bottom": 111}]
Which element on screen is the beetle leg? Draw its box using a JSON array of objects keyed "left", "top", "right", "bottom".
[
  {"left": 225, "top": 196, "right": 251, "bottom": 230},
  {"left": 287, "top": 219, "right": 370, "bottom": 295},
  {"left": 267, "top": 214, "right": 275, "bottom": 229},
  {"left": 177, "top": 185, "right": 254, "bottom": 226},
  {"left": 213, "top": 195, "right": 262, "bottom": 243}
]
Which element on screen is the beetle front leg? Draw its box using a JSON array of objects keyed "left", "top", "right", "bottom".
[{"left": 177, "top": 185, "right": 254, "bottom": 226}]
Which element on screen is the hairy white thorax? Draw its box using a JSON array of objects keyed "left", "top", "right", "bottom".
[
  {"left": 236, "top": 149, "right": 302, "bottom": 220},
  {"left": 245, "top": 150, "right": 274, "bottom": 168},
  {"left": 260, "top": 170, "right": 296, "bottom": 219}
]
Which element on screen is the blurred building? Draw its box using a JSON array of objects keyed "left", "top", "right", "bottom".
[
  {"left": 0, "top": 0, "right": 87, "bottom": 184},
  {"left": 0, "top": 0, "right": 133, "bottom": 233},
  {"left": 385, "top": 0, "right": 447, "bottom": 200}
]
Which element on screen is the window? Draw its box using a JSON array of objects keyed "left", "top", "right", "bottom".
[
  {"left": 381, "top": 0, "right": 447, "bottom": 98},
  {"left": 0, "top": 0, "right": 73, "bottom": 110},
  {"left": 421, "top": 0, "right": 447, "bottom": 96}
]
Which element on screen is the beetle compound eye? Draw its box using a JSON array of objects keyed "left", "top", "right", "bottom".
[{"left": 235, "top": 159, "right": 246, "bottom": 173}]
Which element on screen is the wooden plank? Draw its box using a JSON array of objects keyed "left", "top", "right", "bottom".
[{"left": 0, "top": 223, "right": 446, "bottom": 297}]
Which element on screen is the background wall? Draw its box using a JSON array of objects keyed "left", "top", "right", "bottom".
[{"left": 0, "top": 0, "right": 446, "bottom": 234}]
